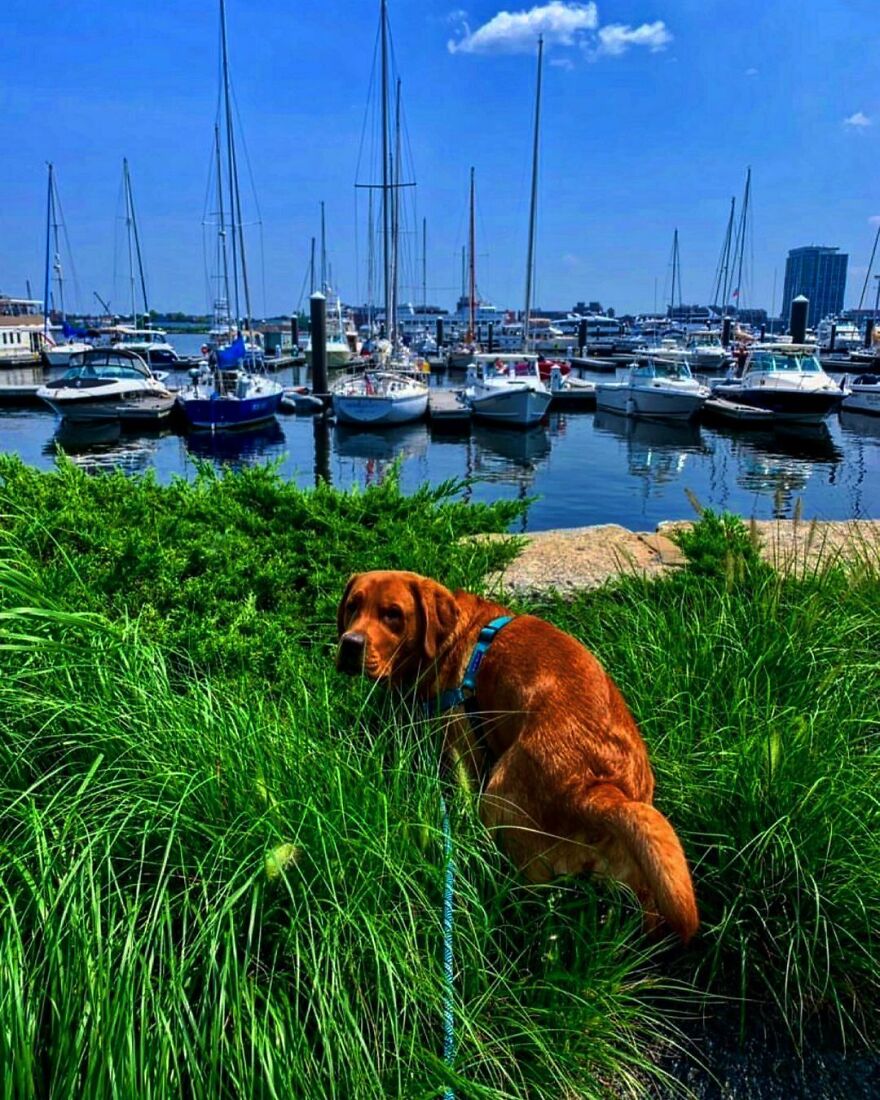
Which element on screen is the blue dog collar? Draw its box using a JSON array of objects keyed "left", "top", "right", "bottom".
[{"left": 424, "top": 615, "right": 514, "bottom": 718}]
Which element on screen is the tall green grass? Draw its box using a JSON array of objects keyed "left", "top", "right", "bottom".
[{"left": 1, "top": 458, "right": 878, "bottom": 1095}]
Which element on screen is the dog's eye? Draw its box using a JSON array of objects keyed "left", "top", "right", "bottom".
[
  {"left": 381, "top": 606, "right": 403, "bottom": 628},
  {"left": 346, "top": 596, "right": 361, "bottom": 616}
]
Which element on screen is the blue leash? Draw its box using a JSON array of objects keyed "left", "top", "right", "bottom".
[{"left": 440, "top": 792, "right": 455, "bottom": 1100}]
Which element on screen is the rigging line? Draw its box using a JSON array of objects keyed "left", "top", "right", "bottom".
[
  {"left": 857, "top": 224, "right": 880, "bottom": 312},
  {"left": 52, "top": 174, "right": 81, "bottom": 316},
  {"left": 354, "top": 19, "right": 382, "bottom": 184}
]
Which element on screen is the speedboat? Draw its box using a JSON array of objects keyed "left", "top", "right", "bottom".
[
  {"left": 841, "top": 373, "right": 880, "bottom": 416},
  {"left": 331, "top": 371, "right": 428, "bottom": 426},
  {"left": 112, "top": 327, "right": 183, "bottom": 368},
  {"left": 709, "top": 343, "right": 844, "bottom": 424},
  {"left": 594, "top": 357, "right": 709, "bottom": 421},
  {"left": 176, "top": 335, "right": 283, "bottom": 430},
  {"left": 36, "top": 347, "right": 174, "bottom": 423},
  {"left": 463, "top": 354, "right": 552, "bottom": 427},
  {"left": 684, "top": 331, "right": 729, "bottom": 371}
]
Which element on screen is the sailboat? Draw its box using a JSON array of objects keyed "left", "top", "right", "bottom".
[
  {"left": 305, "top": 201, "right": 358, "bottom": 368},
  {"left": 41, "top": 164, "right": 90, "bottom": 369},
  {"left": 177, "top": 0, "right": 282, "bottom": 431},
  {"left": 464, "top": 38, "right": 551, "bottom": 428},
  {"left": 331, "top": 0, "right": 428, "bottom": 427}
]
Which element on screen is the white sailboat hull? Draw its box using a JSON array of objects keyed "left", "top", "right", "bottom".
[{"left": 333, "top": 390, "right": 428, "bottom": 425}]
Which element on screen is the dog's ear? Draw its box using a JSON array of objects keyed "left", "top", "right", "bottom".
[
  {"left": 337, "top": 574, "right": 359, "bottom": 636},
  {"left": 412, "top": 577, "right": 460, "bottom": 663}
]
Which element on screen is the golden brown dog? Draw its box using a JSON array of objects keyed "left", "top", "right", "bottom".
[{"left": 336, "top": 570, "right": 698, "bottom": 942}]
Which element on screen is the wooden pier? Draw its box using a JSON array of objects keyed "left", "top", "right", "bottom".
[{"left": 428, "top": 389, "right": 471, "bottom": 424}]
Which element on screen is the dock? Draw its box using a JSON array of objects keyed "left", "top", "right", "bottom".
[
  {"left": 428, "top": 389, "right": 471, "bottom": 424},
  {"left": 702, "top": 396, "right": 775, "bottom": 424}
]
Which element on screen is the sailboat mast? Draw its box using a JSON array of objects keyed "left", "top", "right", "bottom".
[
  {"left": 391, "top": 76, "right": 401, "bottom": 344},
  {"left": 670, "top": 228, "right": 681, "bottom": 315},
  {"left": 714, "top": 196, "right": 735, "bottom": 310},
  {"left": 380, "top": 0, "right": 390, "bottom": 336},
  {"left": 733, "top": 166, "right": 751, "bottom": 313},
  {"left": 219, "top": 0, "right": 241, "bottom": 330},
  {"left": 214, "top": 123, "right": 231, "bottom": 324},
  {"left": 468, "top": 166, "right": 476, "bottom": 342},
  {"left": 320, "top": 201, "right": 327, "bottom": 291},
  {"left": 421, "top": 216, "right": 426, "bottom": 311},
  {"left": 43, "top": 163, "right": 53, "bottom": 337},
  {"left": 857, "top": 223, "right": 880, "bottom": 313},
  {"left": 124, "top": 159, "right": 150, "bottom": 324},
  {"left": 523, "top": 35, "right": 544, "bottom": 353},
  {"left": 123, "top": 159, "right": 137, "bottom": 327}
]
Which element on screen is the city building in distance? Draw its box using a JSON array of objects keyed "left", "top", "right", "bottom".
[{"left": 781, "top": 246, "right": 847, "bottom": 327}]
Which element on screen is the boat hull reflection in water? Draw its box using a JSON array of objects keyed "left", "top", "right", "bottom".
[{"left": 184, "top": 418, "right": 286, "bottom": 463}]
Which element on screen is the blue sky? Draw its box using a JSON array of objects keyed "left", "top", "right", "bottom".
[{"left": 1, "top": 0, "right": 878, "bottom": 317}]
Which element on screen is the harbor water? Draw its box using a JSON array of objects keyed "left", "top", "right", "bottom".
[{"left": 1, "top": 334, "right": 877, "bottom": 531}]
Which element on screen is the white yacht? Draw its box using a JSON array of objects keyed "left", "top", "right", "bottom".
[
  {"left": 841, "top": 373, "right": 880, "bottom": 416},
  {"left": 332, "top": 370, "right": 428, "bottom": 425},
  {"left": 37, "top": 347, "right": 174, "bottom": 422},
  {"left": 595, "top": 357, "right": 709, "bottom": 421},
  {"left": 684, "top": 331, "right": 729, "bottom": 371},
  {"left": 112, "top": 326, "right": 183, "bottom": 367},
  {"left": 710, "top": 344, "right": 843, "bottom": 423},
  {"left": 464, "top": 354, "right": 552, "bottom": 426},
  {"left": 816, "top": 318, "right": 862, "bottom": 353}
]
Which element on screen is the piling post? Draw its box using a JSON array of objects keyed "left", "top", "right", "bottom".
[
  {"left": 310, "top": 292, "right": 329, "bottom": 400},
  {"left": 721, "top": 317, "right": 732, "bottom": 347},
  {"left": 760, "top": 323, "right": 766, "bottom": 341},
  {"left": 865, "top": 318, "right": 875, "bottom": 349},
  {"left": 436, "top": 318, "right": 444, "bottom": 349},
  {"left": 789, "top": 295, "right": 809, "bottom": 345},
  {"left": 291, "top": 315, "right": 299, "bottom": 349},
  {"left": 829, "top": 323, "right": 836, "bottom": 353},
  {"left": 578, "top": 318, "right": 587, "bottom": 357},
  {"left": 487, "top": 321, "right": 494, "bottom": 352}
]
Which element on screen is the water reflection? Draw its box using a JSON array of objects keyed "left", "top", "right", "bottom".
[
  {"left": 724, "top": 425, "right": 842, "bottom": 516},
  {"left": 183, "top": 419, "right": 287, "bottom": 465},
  {"left": 45, "top": 419, "right": 164, "bottom": 474},
  {"left": 333, "top": 422, "right": 429, "bottom": 462},
  {"left": 593, "top": 410, "right": 706, "bottom": 493},
  {"left": 472, "top": 423, "right": 551, "bottom": 470}
]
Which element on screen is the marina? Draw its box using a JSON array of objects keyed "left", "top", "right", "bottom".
[{"left": 3, "top": 334, "right": 877, "bottom": 531}]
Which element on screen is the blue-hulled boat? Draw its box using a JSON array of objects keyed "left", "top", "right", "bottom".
[
  {"left": 176, "top": 336, "right": 282, "bottom": 430},
  {"left": 177, "top": 0, "right": 281, "bottom": 432}
]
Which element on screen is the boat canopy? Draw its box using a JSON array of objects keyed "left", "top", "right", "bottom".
[{"left": 632, "top": 357, "right": 695, "bottom": 379}]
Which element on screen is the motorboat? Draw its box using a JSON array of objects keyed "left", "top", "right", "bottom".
[
  {"left": 594, "top": 357, "right": 709, "bottom": 421},
  {"left": 112, "top": 326, "right": 183, "bottom": 368},
  {"left": 684, "top": 331, "right": 729, "bottom": 371},
  {"left": 36, "top": 347, "right": 174, "bottom": 423},
  {"left": 816, "top": 318, "right": 862, "bottom": 354},
  {"left": 463, "top": 354, "right": 552, "bottom": 427},
  {"left": 331, "top": 370, "right": 428, "bottom": 426},
  {"left": 841, "top": 373, "right": 880, "bottom": 416},
  {"left": 709, "top": 343, "right": 844, "bottom": 423},
  {"left": 176, "top": 342, "right": 283, "bottom": 430}
]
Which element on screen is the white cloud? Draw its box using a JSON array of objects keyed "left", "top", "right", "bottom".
[
  {"left": 594, "top": 20, "right": 672, "bottom": 57},
  {"left": 843, "top": 111, "right": 872, "bottom": 128},
  {"left": 448, "top": 1, "right": 597, "bottom": 54},
  {"left": 744, "top": 67, "right": 758, "bottom": 76},
  {"left": 550, "top": 56, "right": 575, "bottom": 69},
  {"left": 869, "top": 215, "right": 880, "bottom": 227}
]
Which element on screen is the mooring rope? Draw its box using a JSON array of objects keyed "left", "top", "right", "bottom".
[{"left": 440, "top": 792, "right": 455, "bottom": 1100}]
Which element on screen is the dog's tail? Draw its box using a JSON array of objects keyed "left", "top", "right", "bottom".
[{"left": 578, "top": 783, "right": 699, "bottom": 943}]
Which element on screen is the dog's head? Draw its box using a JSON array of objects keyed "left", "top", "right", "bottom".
[{"left": 336, "top": 570, "right": 460, "bottom": 683}]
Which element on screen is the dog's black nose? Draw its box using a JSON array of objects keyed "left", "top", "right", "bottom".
[{"left": 337, "top": 631, "right": 366, "bottom": 674}]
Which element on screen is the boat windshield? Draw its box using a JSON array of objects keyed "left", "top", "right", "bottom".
[
  {"left": 748, "top": 353, "right": 822, "bottom": 373},
  {"left": 63, "top": 351, "right": 151, "bottom": 380},
  {"left": 632, "top": 359, "right": 693, "bottom": 380}
]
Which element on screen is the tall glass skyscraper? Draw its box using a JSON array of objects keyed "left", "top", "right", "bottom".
[{"left": 781, "top": 246, "right": 847, "bottom": 327}]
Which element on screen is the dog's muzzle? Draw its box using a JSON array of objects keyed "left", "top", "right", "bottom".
[{"left": 336, "top": 631, "right": 367, "bottom": 675}]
